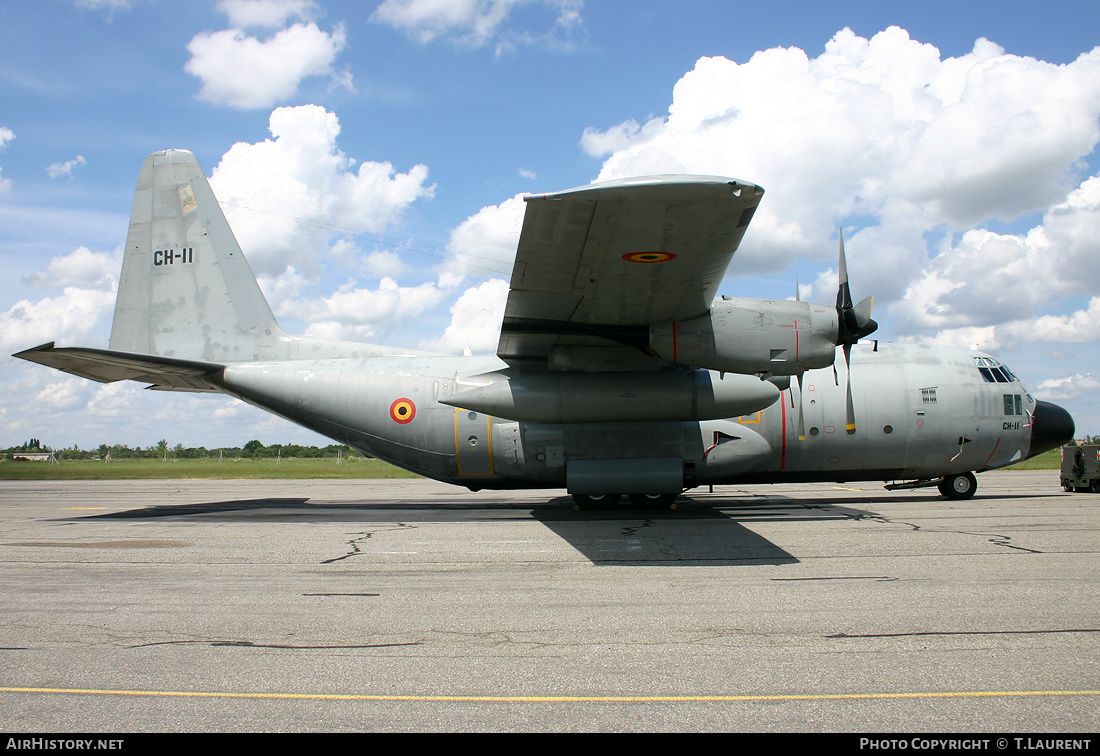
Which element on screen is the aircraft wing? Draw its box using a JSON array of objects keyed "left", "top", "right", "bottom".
[
  {"left": 13, "top": 342, "right": 223, "bottom": 392},
  {"left": 498, "top": 175, "right": 764, "bottom": 370}
]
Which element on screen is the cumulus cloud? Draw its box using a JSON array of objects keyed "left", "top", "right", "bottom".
[
  {"left": 894, "top": 175, "right": 1100, "bottom": 349},
  {"left": 363, "top": 250, "right": 408, "bottom": 278},
  {"left": 281, "top": 275, "right": 445, "bottom": 342},
  {"left": 46, "top": 155, "right": 86, "bottom": 179},
  {"left": 0, "top": 288, "right": 116, "bottom": 352},
  {"left": 185, "top": 5, "right": 351, "bottom": 109},
  {"left": 580, "top": 118, "right": 663, "bottom": 158},
  {"left": 577, "top": 27, "right": 1100, "bottom": 357},
  {"left": 207, "top": 104, "right": 434, "bottom": 298},
  {"left": 1035, "top": 373, "right": 1100, "bottom": 402},
  {"left": 34, "top": 378, "right": 91, "bottom": 413},
  {"left": 1, "top": 246, "right": 122, "bottom": 351},
  {"left": 437, "top": 193, "right": 524, "bottom": 286},
  {"left": 217, "top": 0, "right": 318, "bottom": 29},
  {"left": 586, "top": 28, "right": 1100, "bottom": 265},
  {"left": 371, "top": 0, "right": 584, "bottom": 54},
  {"left": 419, "top": 278, "right": 509, "bottom": 354},
  {"left": 23, "top": 246, "right": 121, "bottom": 290}
]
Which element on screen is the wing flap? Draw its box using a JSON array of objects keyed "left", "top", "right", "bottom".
[{"left": 14, "top": 342, "right": 223, "bottom": 392}]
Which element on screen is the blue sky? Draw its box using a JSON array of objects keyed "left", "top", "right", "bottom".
[{"left": 1, "top": 0, "right": 1099, "bottom": 449}]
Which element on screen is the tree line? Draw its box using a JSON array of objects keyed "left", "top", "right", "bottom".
[{"left": 4, "top": 439, "right": 365, "bottom": 461}]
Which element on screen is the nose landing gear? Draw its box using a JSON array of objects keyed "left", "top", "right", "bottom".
[{"left": 937, "top": 472, "right": 977, "bottom": 500}]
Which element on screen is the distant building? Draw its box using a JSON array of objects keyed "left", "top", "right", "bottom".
[{"left": 10, "top": 451, "right": 57, "bottom": 463}]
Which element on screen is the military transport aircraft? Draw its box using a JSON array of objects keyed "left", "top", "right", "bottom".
[{"left": 15, "top": 149, "right": 1075, "bottom": 507}]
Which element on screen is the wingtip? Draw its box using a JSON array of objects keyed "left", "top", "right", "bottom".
[{"left": 12, "top": 341, "right": 57, "bottom": 358}]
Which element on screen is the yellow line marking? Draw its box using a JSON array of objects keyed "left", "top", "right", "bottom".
[{"left": 0, "top": 686, "right": 1096, "bottom": 703}]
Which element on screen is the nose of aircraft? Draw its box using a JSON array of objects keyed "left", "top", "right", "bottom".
[{"left": 1027, "top": 400, "right": 1075, "bottom": 459}]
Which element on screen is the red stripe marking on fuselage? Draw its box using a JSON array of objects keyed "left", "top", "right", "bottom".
[
  {"left": 985, "top": 438, "right": 1002, "bottom": 463},
  {"left": 780, "top": 395, "right": 787, "bottom": 470}
]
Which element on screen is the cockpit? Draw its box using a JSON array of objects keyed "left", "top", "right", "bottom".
[{"left": 973, "top": 356, "right": 1017, "bottom": 384}]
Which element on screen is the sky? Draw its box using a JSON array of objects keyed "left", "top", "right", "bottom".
[{"left": 1, "top": 0, "right": 1099, "bottom": 450}]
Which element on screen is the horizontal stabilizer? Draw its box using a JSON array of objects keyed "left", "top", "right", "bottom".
[{"left": 13, "top": 342, "right": 223, "bottom": 392}]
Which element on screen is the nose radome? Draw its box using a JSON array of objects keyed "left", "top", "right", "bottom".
[{"left": 1027, "top": 401, "right": 1075, "bottom": 459}]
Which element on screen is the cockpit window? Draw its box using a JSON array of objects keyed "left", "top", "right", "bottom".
[{"left": 974, "top": 357, "right": 1017, "bottom": 383}]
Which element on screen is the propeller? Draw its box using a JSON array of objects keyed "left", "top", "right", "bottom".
[{"left": 833, "top": 229, "right": 878, "bottom": 434}]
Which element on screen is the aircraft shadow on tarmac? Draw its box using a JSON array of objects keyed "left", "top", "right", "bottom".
[
  {"left": 71, "top": 494, "right": 889, "bottom": 567},
  {"left": 534, "top": 495, "right": 879, "bottom": 565}
]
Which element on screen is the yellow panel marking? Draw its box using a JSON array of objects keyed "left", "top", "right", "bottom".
[{"left": 737, "top": 411, "right": 763, "bottom": 424}]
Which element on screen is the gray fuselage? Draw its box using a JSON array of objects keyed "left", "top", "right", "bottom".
[{"left": 215, "top": 340, "right": 1039, "bottom": 492}]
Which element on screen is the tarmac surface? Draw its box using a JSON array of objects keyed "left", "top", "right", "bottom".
[{"left": 0, "top": 470, "right": 1096, "bottom": 733}]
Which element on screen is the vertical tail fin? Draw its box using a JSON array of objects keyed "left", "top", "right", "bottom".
[{"left": 109, "top": 149, "right": 285, "bottom": 361}]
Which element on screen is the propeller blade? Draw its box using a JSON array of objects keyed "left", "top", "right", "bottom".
[
  {"left": 836, "top": 228, "right": 852, "bottom": 311},
  {"left": 851, "top": 295, "right": 878, "bottom": 341},
  {"left": 853, "top": 294, "right": 873, "bottom": 323},
  {"left": 793, "top": 373, "right": 807, "bottom": 440},
  {"left": 843, "top": 343, "right": 856, "bottom": 434}
]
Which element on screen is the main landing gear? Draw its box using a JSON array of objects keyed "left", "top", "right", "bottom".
[{"left": 571, "top": 492, "right": 680, "bottom": 510}]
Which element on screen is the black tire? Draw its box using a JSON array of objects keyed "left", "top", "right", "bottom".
[
  {"left": 627, "top": 493, "right": 679, "bottom": 509},
  {"left": 572, "top": 493, "right": 621, "bottom": 510},
  {"left": 1090, "top": 479, "right": 1100, "bottom": 494},
  {"left": 938, "top": 472, "right": 977, "bottom": 500}
]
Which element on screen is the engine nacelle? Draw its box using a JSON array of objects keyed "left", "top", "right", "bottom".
[
  {"left": 649, "top": 298, "right": 838, "bottom": 376},
  {"left": 442, "top": 369, "right": 780, "bottom": 424}
]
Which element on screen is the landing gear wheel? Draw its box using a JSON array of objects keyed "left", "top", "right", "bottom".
[
  {"left": 1090, "top": 479, "right": 1100, "bottom": 493},
  {"left": 627, "top": 493, "right": 679, "bottom": 509},
  {"left": 572, "top": 493, "right": 621, "bottom": 510},
  {"left": 938, "top": 472, "right": 976, "bottom": 500}
]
